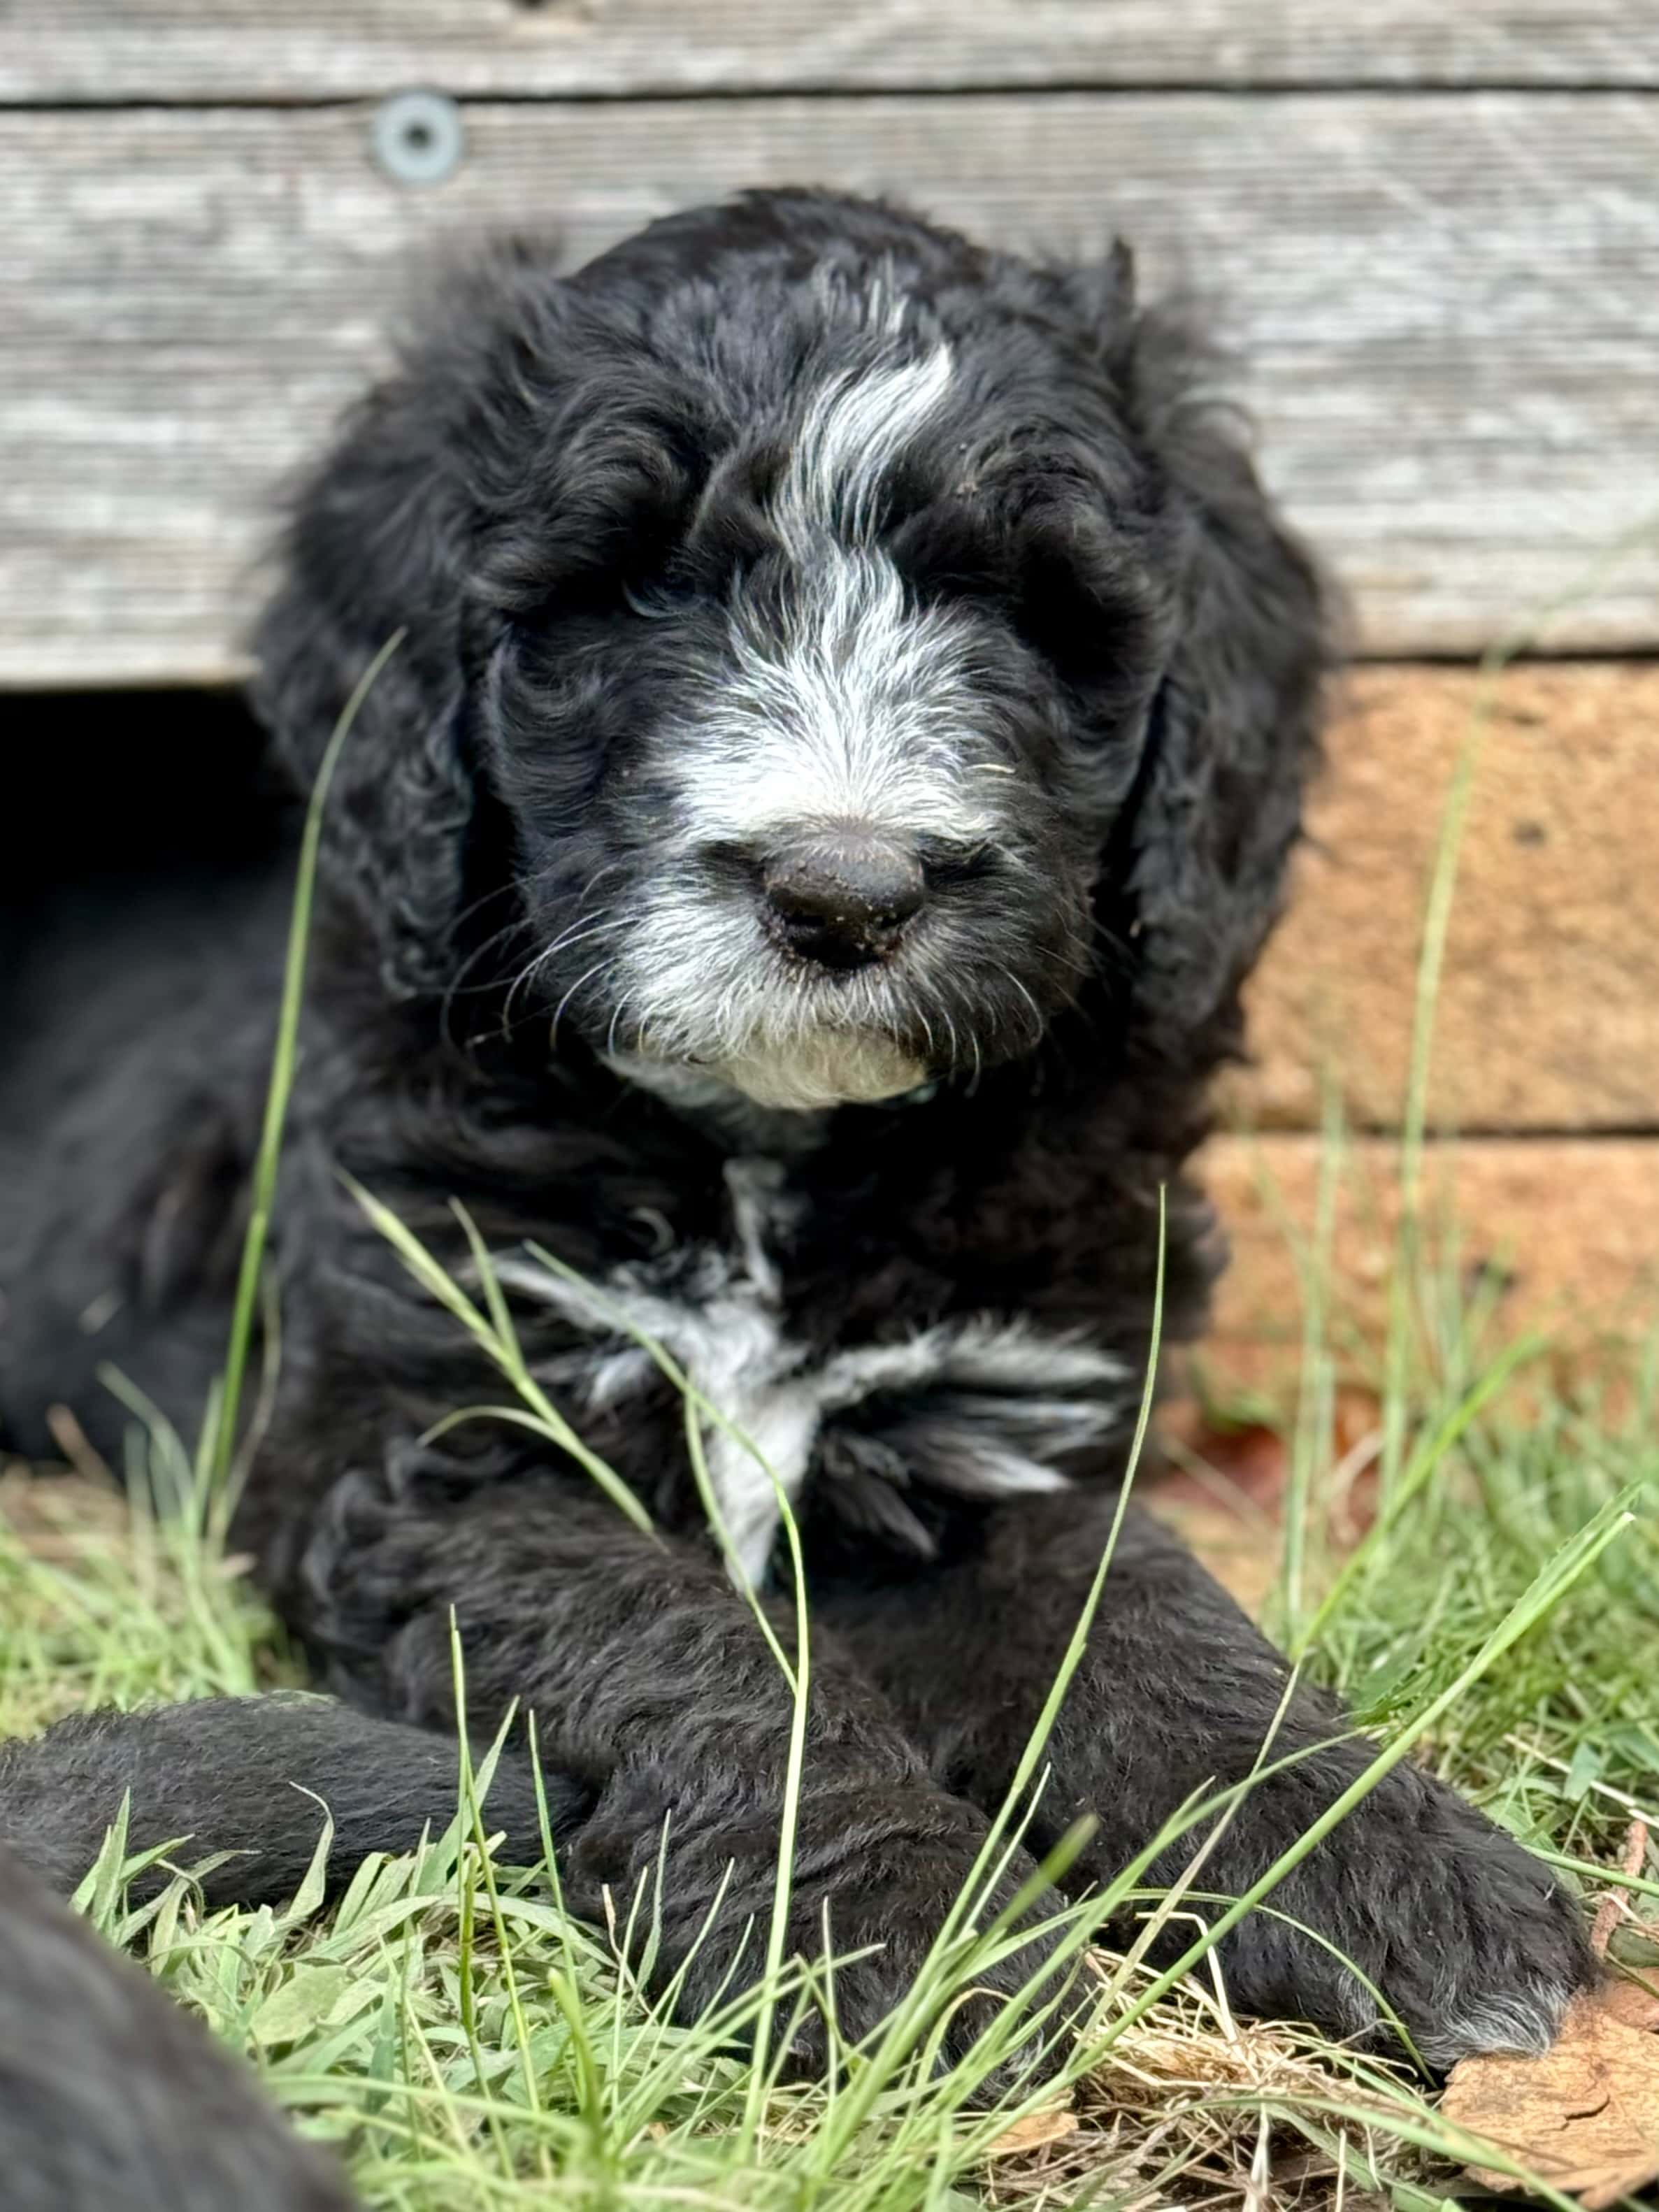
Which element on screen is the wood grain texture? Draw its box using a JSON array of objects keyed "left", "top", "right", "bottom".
[
  {"left": 1204, "top": 1135, "right": 1659, "bottom": 1387},
  {"left": 1234, "top": 663, "right": 1659, "bottom": 1135},
  {"left": 3, "top": 1, "right": 1656, "bottom": 101},
  {"left": 2, "top": 94, "right": 1656, "bottom": 685}
]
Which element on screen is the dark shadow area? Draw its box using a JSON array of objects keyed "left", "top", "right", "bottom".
[{"left": 4, "top": 689, "right": 284, "bottom": 906}]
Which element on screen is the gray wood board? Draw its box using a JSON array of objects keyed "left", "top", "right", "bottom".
[
  {"left": 3, "top": 1, "right": 1657, "bottom": 100},
  {"left": 3, "top": 92, "right": 1656, "bottom": 684}
]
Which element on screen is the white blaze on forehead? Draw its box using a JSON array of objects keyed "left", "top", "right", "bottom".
[
  {"left": 777, "top": 343, "right": 958, "bottom": 553},
  {"left": 672, "top": 336, "right": 999, "bottom": 852}
]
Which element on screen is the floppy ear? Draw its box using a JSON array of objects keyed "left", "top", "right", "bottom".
[
  {"left": 252, "top": 369, "right": 481, "bottom": 998},
  {"left": 250, "top": 245, "right": 572, "bottom": 998},
  {"left": 1113, "top": 311, "right": 1331, "bottom": 1051}
]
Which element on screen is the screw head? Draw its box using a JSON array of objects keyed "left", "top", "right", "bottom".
[{"left": 373, "top": 91, "right": 464, "bottom": 187}]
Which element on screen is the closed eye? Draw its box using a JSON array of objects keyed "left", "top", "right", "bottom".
[
  {"left": 622, "top": 582, "right": 682, "bottom": 622},
  {"left": 917, "top": 838, "right": 998, "bottom": 886}
]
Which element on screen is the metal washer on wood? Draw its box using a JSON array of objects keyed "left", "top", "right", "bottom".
[{"left": 372, "top": 90, "right": 464, "bottom": 186}]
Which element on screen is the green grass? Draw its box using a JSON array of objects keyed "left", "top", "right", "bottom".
[{"left": 3, "top": 1275, "right": 1656, "bottom": 2211}]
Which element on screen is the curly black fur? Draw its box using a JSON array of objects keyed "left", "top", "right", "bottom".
[
  {"left": 0, "top": 1832, "right": 354, "bottom": 2212},
  {"left": 0, "top": 192, "right": 1593, "bottom": 2185}
]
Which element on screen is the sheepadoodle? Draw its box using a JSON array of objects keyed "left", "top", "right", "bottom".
[{"left": 0, "top": 189, "right": 1592, "bottom": 2185}]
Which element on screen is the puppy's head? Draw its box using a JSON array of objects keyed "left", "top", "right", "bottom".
[{"left": 255, "top": 192, "right": 1326, "bottom": 1109}]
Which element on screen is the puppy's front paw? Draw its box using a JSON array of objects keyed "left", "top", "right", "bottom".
[
  {"left": 573, "top": 1769, "right": 1070, "bottom": 2088},
  {"left": 292, "top": 1462, "right": 492, "bottom": 1702},
  {"left": 294, "top": 1466, "right": 433, "bottom": 1669},
  {"left": 1216, "top": 1762, "right": 1594, "bottom": 2069}
]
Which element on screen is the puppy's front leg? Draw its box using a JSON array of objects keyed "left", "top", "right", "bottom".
[
  {"left": 294, "top": 1467, "right": 1061, "bottom": 2065},
  {"left": 821, "top": 1491, "right": 1594, "bottom": 2067}
]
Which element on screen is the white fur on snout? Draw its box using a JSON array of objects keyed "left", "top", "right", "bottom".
[
  {"left": 683, "top": 341, "right": 991, "bottom": 852},
  {"left": 681, "top": 559, "right": 996, "bottom": 854},
  {"left": 491, "top": 1163, "right": 1126, "bottom": 1588},
  {"left": 615, "top": 332, "right": 1010, "bottom": 1110}
]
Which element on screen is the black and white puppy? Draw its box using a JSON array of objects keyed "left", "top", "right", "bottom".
[{"left": 0, "top": 191, "right": 1591, "bottom": 2095}]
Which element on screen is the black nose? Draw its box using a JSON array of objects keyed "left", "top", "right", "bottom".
[{"left": 761, "top": 828, "right": 926, "bottom": 970}]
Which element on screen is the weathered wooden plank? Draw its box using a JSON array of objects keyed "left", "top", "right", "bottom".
[
  {"left": 1, "top": 94, "right": 1655, "bottom": 684},
  {"left": 1234, "top": 663, "right": 1659, "bottom": 1135},
  {"left": 1205, "top": 1135, "right": 1659, "bottom": 1388},
  {"left": 3, "top": 1, "right": 1656, "bottom": 101}
]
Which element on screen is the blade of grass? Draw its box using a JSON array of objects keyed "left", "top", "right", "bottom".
[
  {"left": 1292, "top": 1329, "right": 1546, "bottom": 1660},
  {"left": 210, "top": 629, "right": 405, "bottom": 1497},
  {"left": 373, "top": 1213, "right": 815, "bottom": 2143},
  {"left": 343, "top": 1182, "right": 655, "bottom": 1537},
  {"left": 800, "top": 1191, "right": 1171, "bottom": 2162}
]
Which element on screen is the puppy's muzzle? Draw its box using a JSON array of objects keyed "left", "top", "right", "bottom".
[{"left": 761, "top": 827, "right": 925, "bottom": 972}]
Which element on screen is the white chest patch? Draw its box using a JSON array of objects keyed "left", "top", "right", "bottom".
[{"left": 492, "top": 1161, "right": 1126, "bottom": 1588}]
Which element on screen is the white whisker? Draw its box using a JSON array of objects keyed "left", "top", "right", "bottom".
[
  {"left": 549, "top": 958, "right": 615, "bottom": 1053},
  {"left": 1005, "top": 970, "right": 1046, "bottom": 1042}
]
